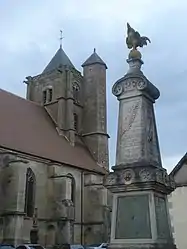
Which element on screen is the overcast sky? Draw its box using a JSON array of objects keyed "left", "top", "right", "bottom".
[{"left": 0, "top": 0, "right": 186, "bottom": 172}]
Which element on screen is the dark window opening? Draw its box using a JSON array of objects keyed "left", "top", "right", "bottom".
[
  {"left": 67, "top": 174, "right": 76, "bottom": 205},
  {"left": 49, "top": 88, "right": 53, "bottom": 102},
  {"left": 74, "top": 113, "right": 78, "bottom": 132},
  {"left": 30, "top": 229, "right": 39, "bottom": 244},
  {"left": 73, "top": 83, "right": 80, "bottom": 103},
  {"left": 24, "top": 168, "right": 36, "bottom": 217},
  {"left": 43, "top": 90, "right": 47, "bottom": 104},
  {"left": 71, "top": 177, "right": 75, "bottom": 203}
]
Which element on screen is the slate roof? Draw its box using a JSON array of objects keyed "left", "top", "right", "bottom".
[
  {"left": 43, "top": 46, "right": 75, "bottom": 73},
  {"left": 82, "top": 49, "right": 107, "bottom": 69},
  {"left": 0, "top": 89, "right": 107, "bottom": 174},
  {"left": 170, "top": 153, "right": 187, "bottom": 176}
]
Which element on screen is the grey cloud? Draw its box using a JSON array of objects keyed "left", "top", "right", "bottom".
[{"left": 0, "top": 0, "right": 187, "bottom": 171}]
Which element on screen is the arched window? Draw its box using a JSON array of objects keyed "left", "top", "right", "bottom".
[
  {"left": 71, "top": 177, "right": 76, "bottom": 204},
  {"left": 67, "top": 174, "right": 76, "bottom": 205},
  {"left": 74, "top": 113, "right": 78, "bottom": 132},
  {"left": 24, "top": 168, "right": 36, "bottom": 217},
  {"left": 48, "top": 88, "right": 53, "bottom": 102},
  {"left": 72, "top": 83, "right": 80, "bottom": 103},
  {"left": 43, "top": 90, "right": 47, "bottom": 104},
  {"left": 42, "top": 87, "right": 53, "bottom": 104}
]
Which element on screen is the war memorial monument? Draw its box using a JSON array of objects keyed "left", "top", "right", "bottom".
[{"left": 104, "top": 23, "right": 176, "bottom": 249}]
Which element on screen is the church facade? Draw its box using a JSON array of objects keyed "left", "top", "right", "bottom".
[{"left": 0, "top": 46, "right": 111, "bottom": 246}]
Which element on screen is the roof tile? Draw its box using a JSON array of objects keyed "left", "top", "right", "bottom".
[
  {"left": 43, "top": 47, "right": 75, "bottom": 73},
  {"left": 82, "top": 49, "right": 107, "bottom": 69},
  {"left": 0, "top": 89, "right": 106, "bottom": 174}
]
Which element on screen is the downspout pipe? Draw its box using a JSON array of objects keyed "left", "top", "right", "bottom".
[{"left": 81, "top": 171, "right": 84, "bottom": 245}]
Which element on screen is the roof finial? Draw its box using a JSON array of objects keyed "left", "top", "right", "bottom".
[
  {"left": 94, "top": 48, "right": 96, "bottom": 53},
  {"left": 60, "top": 30, "right": 64, "bottom": 48}
]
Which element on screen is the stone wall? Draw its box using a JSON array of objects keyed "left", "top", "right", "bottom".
[
  {"left": 83, "top": 173, "right": 110, "bottom": 244},
  {"left": 25, "top": 67, "right": 84, "bottom": 145},
  {"left": 168, "top": 161, "right": 187, "bottom": 249},
  {"left": 0, "top": 149, "right": 109, "bottom": 246},
  {"left": 168, "top": 187, "right": 187, "bottom": 249},
  {"left": 7, "top": 52, "right": 111, "bottom": 246}
]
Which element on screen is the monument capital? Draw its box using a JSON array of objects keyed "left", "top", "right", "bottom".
[
  {"left": 104, "top": 165, "right": 175, "bottom": 194},
  {"left": 112, "top": 74, "right": 160, "bottom": 101}
]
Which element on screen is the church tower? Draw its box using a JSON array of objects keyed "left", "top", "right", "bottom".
[
  {"left": 82, "top": 49, "right": 109, "bottom": 169},
  {"left": 24, "top": 45, "right": 109, "bottom": 169},
  {"left": 21, "top": 43, "right": 110, "bottom": 244},
  {"left": 24, "top": 44, "right": 83, "bottom": 146}
]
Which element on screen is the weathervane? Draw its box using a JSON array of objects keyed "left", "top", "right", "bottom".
[
  {"left": 60, "top": 30, "right": 64, "bottom": 48},
  {"left": 126, "top": 23, "right": 151, "bottom": 59}
]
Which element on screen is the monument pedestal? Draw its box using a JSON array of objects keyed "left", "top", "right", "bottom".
[
  {"left": 104, "top": 55, "right": 176, "bottom": 249},
  {"left": 105, "top": 165, "right": 176, "bottom": 249}
]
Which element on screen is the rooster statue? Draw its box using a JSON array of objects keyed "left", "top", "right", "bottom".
[{"left": 126, "top": 23, "right": 151, "bottom": 50}]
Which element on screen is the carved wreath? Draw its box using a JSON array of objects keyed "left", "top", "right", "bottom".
[
  {"left": 113, "top": 83, "right": 123, "bottom": 96},
  {"left": 123, "top": 169, "right": 135, "bottom": 184}
]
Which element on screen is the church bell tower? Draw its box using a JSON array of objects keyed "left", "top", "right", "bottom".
[
  {"left": 24, "top": 43, "right": 83, "bottom": 146},
  {"left": 82, "top": 49, "right": 109, "bottom": 169}
]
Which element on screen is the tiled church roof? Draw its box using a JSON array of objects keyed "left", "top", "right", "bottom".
[{"left": 0, "top": 89, "right": 106, "bottom": 174}]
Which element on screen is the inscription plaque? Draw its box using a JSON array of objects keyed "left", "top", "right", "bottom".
[
  {"left": 115, "top": 195, "right": 151, "bottom": 239},
  {"left": 155, "top": 196, "right": 170, "bottom": 239},
  {"left": 116, "top": 99, "right": 143, "bottom": 164}
]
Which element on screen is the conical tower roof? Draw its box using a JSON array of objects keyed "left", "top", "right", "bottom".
[
  {"left": 82, "top": 49, "right": 107, "bottom": 69},
  {"left": 43, "top": 46, "right": 75, "bottom": 73}
]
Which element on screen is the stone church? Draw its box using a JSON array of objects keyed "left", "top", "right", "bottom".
[{"left": 0, "top": 45, "right": 111, "bottom": 246}]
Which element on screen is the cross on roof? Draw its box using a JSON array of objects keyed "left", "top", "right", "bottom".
[{"left": 60, "top": 30, "right": 64, "bottom": 48}]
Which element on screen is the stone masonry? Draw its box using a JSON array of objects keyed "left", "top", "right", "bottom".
[
  {"left": 104, "top": 53, "right": 176, "bottom": 249},
  {"left": 0, "top": 46, "right": 111, "bottom": 246}
]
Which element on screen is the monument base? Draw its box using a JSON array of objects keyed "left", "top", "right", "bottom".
[{"left": 104, "top": 168, "right": 176, "bottom": 249}]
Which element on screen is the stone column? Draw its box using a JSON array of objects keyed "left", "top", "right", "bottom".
[
  {"left": 2, "top": 158, "right": 28, "bottom": 245},
  {"left": 104, "top": 56, "right": 176, "bottom": 249},
  {"left": 53, "top": 175, "right": 74, "bottom": 245}
]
